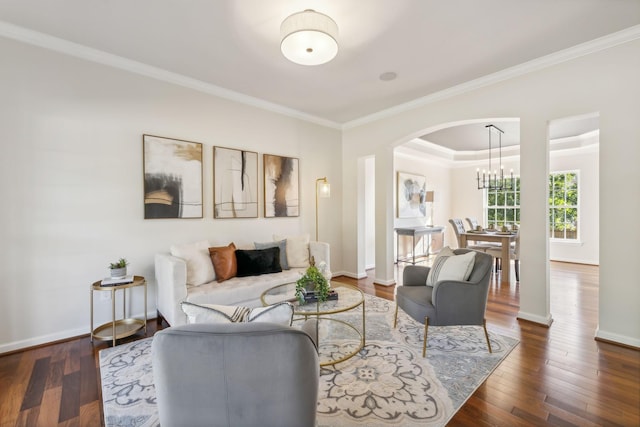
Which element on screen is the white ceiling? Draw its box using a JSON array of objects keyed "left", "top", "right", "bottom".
[
  {"left": 0, "top": 0, "right": 637, "bottom": 149},
  {"left": 418, "top": 114, "right": 601, "bottom": 152}
]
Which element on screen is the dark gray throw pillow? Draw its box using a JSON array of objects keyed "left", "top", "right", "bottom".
[
  {"left": 254, "top": 239, "right": 289, "bottom": 270},
  {"left": 235, "top": 247, "right": 283, "bottom": 277}
]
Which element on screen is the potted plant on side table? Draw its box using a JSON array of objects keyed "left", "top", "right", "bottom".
[{"left": 109, "top": 258, "right": 129, "bottom": 279}]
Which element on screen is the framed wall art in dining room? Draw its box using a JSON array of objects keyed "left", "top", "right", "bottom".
[
  {"left": 142, "top": 134, "right": 203, "bottom": 219},
  {"left": 263, "top": 154, "right": 299, "bottom": 218},
  {"left": 397, "top": 171, "right": 427, "bottom": 218},
  {"left": 213, "top": 146, "right": 258, "bottom": 218}
]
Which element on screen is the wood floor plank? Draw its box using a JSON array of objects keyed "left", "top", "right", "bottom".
[
  {"left": 37, "top": 386, "right": 62, "bottom": 427},
  {"left": 58, "top": 371, "right": 80, "bottom": 423},
  {"left": 20, "top": 357, "right": 50, "bottom": 411},
  {"left": 79, "top": 355, "right": 98, "bottom": 406},
  {"left": 78, "top": 401, "right": 101, "bottom": 427}
]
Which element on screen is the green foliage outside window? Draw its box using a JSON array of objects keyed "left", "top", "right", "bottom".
[
  {"left": 486, "top": 173, "right": 578, "bottom": 240},
  {"left": 549, "top": 172, "right": 578, "bottom": 240},
  {"left": 486, "top": 177, "right": 521, "bottom": 229}
]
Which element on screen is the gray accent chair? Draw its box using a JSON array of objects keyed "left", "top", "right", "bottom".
[
  {"left": 394, "top": 249, "right": 493, "bottom": 357},
  {"left": 152, "top": 322, "right": 319, "bottom": 427}
]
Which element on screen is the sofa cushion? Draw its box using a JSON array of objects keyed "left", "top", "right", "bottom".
[
  {"left": 186, "top": 268, "right": 305, "bottom": 309},
  {"left": 208, "top": 243, "right": 237, "bottom": 282},
  {"left": 181, "top": 301, "right": 293, "bottom": 326},
  {"left": 426, "top": 246, "right": 476, "bottom": 287},
  {"left": 254, "top": 239, "right": 289, "bottom": 270},
  {"left": 274, "top": 234, "right": 310, "bottom": 268},
  {"left": 170, "top": 240, "right": 215, "bottom": 286},
  {"left": 236, "top": 247, "right": 282, "bottom": 277}
]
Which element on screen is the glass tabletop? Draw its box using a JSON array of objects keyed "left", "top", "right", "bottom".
[{"left": 261, "top": 281, "right": 364, "bottom": 315}]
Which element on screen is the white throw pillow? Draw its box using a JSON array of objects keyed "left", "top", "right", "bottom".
[
  {"left": 170, "top": 240, "right": 215, "bottom": 286},
  {"left": 181, "top": 301, "right": 294, "bottom": 326},
  {"left": 426, "top": 247, "right": 476, "bottom": 287},
  {"left": 246, "top": 303, "right": 294, "bottom": 326},
  {"left": 273, "top": 234, "right": 310, "bottom": 268}
]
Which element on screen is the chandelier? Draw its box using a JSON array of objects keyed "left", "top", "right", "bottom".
[{"left": 476, "top": 124, "right": 514, "bottom": 191}]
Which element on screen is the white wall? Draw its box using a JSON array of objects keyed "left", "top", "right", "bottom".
[
  {"left": 364, "top": 157, "right": 375, "bottom": 269},
  {"left": 342, "top": 39, "right": 640, "bottom": 347},
  {"left": 393, "top": 150, "right": 453, "bottom": 254},
  {"left": 0, "top": 38, "right": 342, "bottom": 353}
]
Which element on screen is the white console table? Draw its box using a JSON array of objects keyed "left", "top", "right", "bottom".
[{"left": 395, "top": 226, "right": 445, "bottom": 264}]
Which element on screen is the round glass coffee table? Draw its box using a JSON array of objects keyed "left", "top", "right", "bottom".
[{"left": 261, "top": 281, "right": 365, "bottom": 366}]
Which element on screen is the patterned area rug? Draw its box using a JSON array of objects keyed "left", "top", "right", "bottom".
[{"left": 100, "top": 294, "right": 518, "bottom": 427}]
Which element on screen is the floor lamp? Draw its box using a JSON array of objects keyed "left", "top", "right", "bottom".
[
  {"left": 425, "top": 191, "right": 435, "bottom": 226},
  {"left": 315, "top": 177, "right": 331, "bottom": 241}
]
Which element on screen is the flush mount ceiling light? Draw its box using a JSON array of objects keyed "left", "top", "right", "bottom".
[{"left": 280, "top": 9, "right": 338, "bottom": 66}]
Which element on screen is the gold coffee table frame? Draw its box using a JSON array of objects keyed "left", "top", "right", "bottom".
[
  {"left": 261, "top": 281, "right": 365, "bottom": 367},
  {"left": 90, "top": 276, "right": 147, "bottom": 346}
]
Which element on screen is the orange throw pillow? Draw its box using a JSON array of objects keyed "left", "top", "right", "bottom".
[{"left": 208, "top": 243, "right": 237, "bottom": 282}]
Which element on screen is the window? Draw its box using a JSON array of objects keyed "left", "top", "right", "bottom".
[
  {"left": 486, "top": 177, "right": 521, "bottom": 229},
  {"left": 484, "top": 172, "right": 579, "bottom": 240},
  {"left": 549, "top": 171, "right": 579, "bottom": 240}
]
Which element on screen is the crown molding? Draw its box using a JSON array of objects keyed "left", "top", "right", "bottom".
[
  {"left": 0, "top": 20, "right": 342, "bottom": 130},
  {"left": 343, "top": 24, "right": 640, "bottom": 130},
  {"left": 2, "top": 19, "right": 638, "bottom": 132}
]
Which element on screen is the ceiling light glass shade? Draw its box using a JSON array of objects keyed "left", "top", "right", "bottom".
[{"left": 281, "top": 9, "right": 338, "bottom": 66}]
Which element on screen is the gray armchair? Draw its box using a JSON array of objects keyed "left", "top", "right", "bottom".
[
  {"left": 152, "top": 322, "right": 319, "bottom": 427},
  {"left": 394, "top": 249, "right": 493, "bottom": 356}
]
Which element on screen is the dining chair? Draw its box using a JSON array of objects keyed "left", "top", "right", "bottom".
[
  {"left": 466, "top": 217, "right": 480, "bottom": 230},
  {"left": 449, "top": 218, "right": 495, "bottom": 252},
  {"left": 486, "top": 229, "right": 520, "bottom": 282}
]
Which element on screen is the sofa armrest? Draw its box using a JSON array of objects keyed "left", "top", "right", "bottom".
[
  {"left": 402, "top": 265, "right": 431, "bottom": 286},
  {"left": 155, "top": 253, "right": 189, "bottom": 326},
  {"left": 309, "top": 241, "right": 330, "bottom": 273}
]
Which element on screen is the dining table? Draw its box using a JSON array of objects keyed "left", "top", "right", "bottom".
[{"left": 459, "top": 230, "right": 518, "bottom": 285}]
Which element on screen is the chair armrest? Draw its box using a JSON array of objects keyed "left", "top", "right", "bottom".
[
  {"left": 300, "top": 318, "right": 319, "bottom": 350},
  {"left": 402, "top": 265, "right": 431, "bottom": 286},
  {"left": 432, "top": 279, "right": 488, "bottom": 325},
  {"left": 155, "top": 253, "right": 189, "bottom": 326}
]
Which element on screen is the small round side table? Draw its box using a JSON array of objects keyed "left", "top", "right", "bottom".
[{"left": 90, "top": 276, "right": 147, "bottom": 346}]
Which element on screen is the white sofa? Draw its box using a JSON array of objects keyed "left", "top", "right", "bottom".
[{"left": 155, "top": 241, "right": 330, "bottom": 326}]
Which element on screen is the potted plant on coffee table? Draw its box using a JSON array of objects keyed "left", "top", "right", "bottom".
[
  {"left": 295, "top": 258, "right": 330, "bottom": 304},
  {"left": 108, "top": 257, "right": 129, "bottom": 279}
]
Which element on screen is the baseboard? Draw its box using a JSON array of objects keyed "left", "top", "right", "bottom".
[
  {"left": 337, "top": 271, "right": 368, "bottom": 280},
  {"left": 595, "top": 327, "right": 640, "bottom": 349},
  {"left": 373, "top": 278, "right": 396, "bottom": 287},
  {"left": 0, "top": 309, "right": 157, "bottom": 355},
  {"left": 517, "top": 311, "right": 554, "bottom": 327},
  {"left": 549, "top": 257, "right": 599, "bottom": 265}
]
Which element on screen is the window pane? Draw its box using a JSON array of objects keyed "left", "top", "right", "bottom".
[
  {"left": 496, "top": 192, "right": 505, "bottom": 206},
  {"left": 506, "top": 192, "right": 515, "bottom": 206},
  {"left": 488, "top": 192, "right": 496, "bottom": 206},
  {"left": 553, "top": 208, "right": 565, "bottom": 231},
  {"left": 496, "top": 209, "right": 505, "bottom": 222},
  {"left": 506, "top": 209, "right": 515, "bottom": 222}
]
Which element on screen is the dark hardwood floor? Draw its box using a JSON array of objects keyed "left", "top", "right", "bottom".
[{"left": 1, "top": 262, "right": 638, "bottom": 426}]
